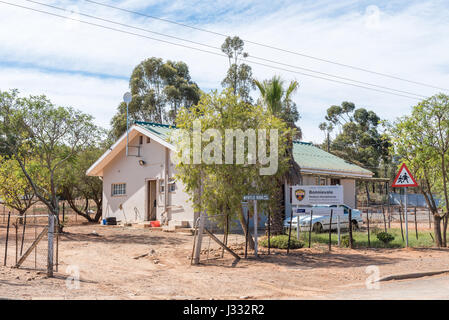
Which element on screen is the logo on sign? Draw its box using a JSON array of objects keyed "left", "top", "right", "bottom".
[{"left": 295, "top": 189, "right": 306, "bottom": 201}]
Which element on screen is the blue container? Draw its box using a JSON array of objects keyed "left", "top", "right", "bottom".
[{"left": 102, "top": 219, "right": 107, "bottom": 225}]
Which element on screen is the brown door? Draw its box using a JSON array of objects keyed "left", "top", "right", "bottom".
[{"left": 147, "top": 180, "right": 157, "bottom": 220}]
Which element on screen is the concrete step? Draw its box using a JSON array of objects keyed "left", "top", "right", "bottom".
[
  {"left": 168, "top": 220, "right": 189, "bottom": 228},
  {"left": 162, "top": 225, "right": 194, "bottom": 233}
]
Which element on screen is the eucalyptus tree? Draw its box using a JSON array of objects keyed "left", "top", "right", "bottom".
[
  {"left": 221, "top": 36, "right": 255, "bottom": 103},
  {"left": 319, "top": 122, "right": 334, "bottom": 152},
  {"left": 320, "top": 102, "right": 391, "bottom": 202},
  {"left": 111, "top": 57, "right": 201, "bottom": 139}
]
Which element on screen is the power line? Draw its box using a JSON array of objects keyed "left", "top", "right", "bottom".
[
  {"left": 84, "top": 0, "right": 449, "bottom": 92},
  {"left": 3, "top": 1, "right": 424, "bottom": 101},
  {"left": 23, "top": 0, "right": 429, "bottom": 100}
]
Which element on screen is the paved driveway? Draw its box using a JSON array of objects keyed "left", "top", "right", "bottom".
[{"left": 318, "top": 274, "right": 449, "bottom": 299}]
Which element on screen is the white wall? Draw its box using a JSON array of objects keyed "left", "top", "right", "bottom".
[
  {"left": 341, "top": 179, "right": 356, "bottom": 208},
  {"left": 101, "top": 133, "right": 195, "bottom": 226}
]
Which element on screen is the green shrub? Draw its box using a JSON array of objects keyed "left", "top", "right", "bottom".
[
  {"left": 259, "top": 235, "right": 304, "bottom": 249},
  {"left": 377, "top": 232, "right": 395, "bottom": 245},
  {"left": 341, "top": 235, "right": 355, "bottom": 248}
]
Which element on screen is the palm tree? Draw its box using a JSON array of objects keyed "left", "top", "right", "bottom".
[{"left": 254, "top": 76, "right": 302, "bottom": 234}]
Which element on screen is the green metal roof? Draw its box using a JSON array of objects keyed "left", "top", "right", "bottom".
[
  {"left": 135, "top": 121, "right": 372, "bottom": 177},
  {"left": 292, "top": 141, "right": 372, "bottom": 176},
  {"left": 135, "top": 121, "right": 175, "bottom": 141}
]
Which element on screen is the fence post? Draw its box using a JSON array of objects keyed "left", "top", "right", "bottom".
[
  {"left": 414, "top": 206, "right": 418, "bottom": 240},
  {"left": 296, "top": 214, "right": 300, "bottom": 240},
  {"left": 15, "top": 222, "right": 18, "bottom": 265},
  {"left": 34, "top": 217, "right": 37, "bottom": 269},
  {"left": 20, "top": 212, "right": 28, "bottom": 256},
  {"left": 308, "top": 210, "right": 313, "bottom": 248},
  {"left": 253, "top": 200, "right": 258, "bottom": 258},
  {"left": 337, "top": 215, "right": 341, "bottom": 247},
  {"left": 4, "top": 212, "right": 11, "bottom": 266},
  {"left": 193, "top": 210, "right": 206, "bottom": 265},
  {"left": 244, "top": 204, "right": 249, "bottom": 259},
  {"left": 47, "top": 213, "right": 54, "bottom": 277},
  {"left": 267, "top": 211, "right": 271, "bottom": 255},
  {"left": 382, "top": 205, "right": 387, "bottom": 232},
  {"left": 328, "top": 209, "right": 333, "bottom": 251},
  {"left": 399, "top": 206, "right": 404, "bottom": 242},
  {"left": 388, "top": 203, "right": 391, "bottom": 229},
  {"left": 56, "top": 230, "right": 59, "bottom": 273},
  {"left": 367, "top": 210, "right": 370, "bottom": 248},
  {"left": 287, "top": 207, "right": 293, "bottom": 255},
  {"left": 348, "top": 209, "right": 353, "bottom": 249}
]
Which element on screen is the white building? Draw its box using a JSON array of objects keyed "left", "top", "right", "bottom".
[{"left": 87, "top": 122, "right": 373, "bottom": 227}]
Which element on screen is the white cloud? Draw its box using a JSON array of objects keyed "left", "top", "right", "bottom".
[
  {"left": 0, "top": 67, "right": 128, "bottom": 129},
  {"left": 0, "top": 0, "right": 448, "bottom": 143}
]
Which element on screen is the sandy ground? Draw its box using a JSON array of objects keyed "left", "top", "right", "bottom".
[{"left": 1, "top": 223, "right": 449, "bottom": 300}]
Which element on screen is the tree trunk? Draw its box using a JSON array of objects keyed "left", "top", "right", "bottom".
[
  {"left": 365, "top": 183, "right": 371, "bottom": 204},
  {"left": 93, "top": 199, "right": 103, "bottom": 222},
  {"left": 238, "top": 206, "right": 254, "bottom": 250},
  {"left": 63, "top": 188, "right": 96, "bottom": 222},
  {"left": 268, "top": 179, "right": 285, "bottom": 235},
  {"left": 443, "top": 213, "right": 448, "bottom": 247},
  {"left": 434, "top": 213, "right": 443, "bottom": 247}
]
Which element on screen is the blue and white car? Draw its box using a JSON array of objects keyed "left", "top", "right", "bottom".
[{"left": 284, "top": 204, "right": 363, "bottom": 233}]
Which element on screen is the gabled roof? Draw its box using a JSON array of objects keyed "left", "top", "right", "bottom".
[
  {"left": 292, "top": 141, "right": 373, "bottom": 178},
  {"left": 87, "top": 121, "right": 373, "bottom": 178},
  {"left": 86, "top": 122, "right": 175, "bottom": 176},
  {"left": 134, "top": 121, "right": 174, "bottom": 140}
]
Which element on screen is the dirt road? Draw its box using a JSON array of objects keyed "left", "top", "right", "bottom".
[{"left": 1, "top": 224, "right": 449, "bottom": 299}]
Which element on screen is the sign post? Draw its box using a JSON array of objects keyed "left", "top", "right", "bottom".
[
  {"left": 254, "top": 200, "right": 258, "bottom": 258},
  {"left": 243, "top": 194, "right": 269, "bottom": 258},
  {"left": 392, "top": 163, "right": 418, "bottom": 248}
]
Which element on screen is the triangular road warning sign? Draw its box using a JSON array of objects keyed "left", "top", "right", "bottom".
[{"left": 392, "top": 163, "right": 418, "bottom": 187}]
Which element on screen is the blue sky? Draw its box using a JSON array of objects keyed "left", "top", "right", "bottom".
[{"left": 1, "top": 0, "right": 448, "bottom": 143}]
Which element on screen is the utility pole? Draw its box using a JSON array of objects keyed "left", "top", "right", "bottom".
[
  {"left": 404, "top": 187, "right": 408, "bottom": 247},
  {"left": 123, "top": 92, "right": 132, "bottom": 157}
]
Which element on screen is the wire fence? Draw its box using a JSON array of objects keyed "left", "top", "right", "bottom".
[
  {"left": 192, "top": 203, "right": 442, "bottom": 265},
  {"left": 286, "top": 204, "right": 439, "bottom": 250},
  {"left": 1, "top": 200, "right": 100, "bottom": 228},
  {"left": 0, "top": 211, "right": 59, "bottom": 272}
]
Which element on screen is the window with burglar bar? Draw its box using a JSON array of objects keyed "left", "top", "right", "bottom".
[{"left": 112, "top": 183, "right": 126, "bottom": 196}]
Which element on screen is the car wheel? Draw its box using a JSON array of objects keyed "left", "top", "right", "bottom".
[
  {"left": 351, "top": 220, "right": 359, "bottom": 231},
  {"left": 313, "top": 222, "right": 323, "bottom": 233}
]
